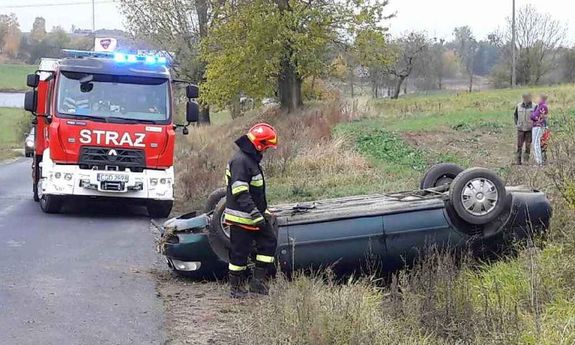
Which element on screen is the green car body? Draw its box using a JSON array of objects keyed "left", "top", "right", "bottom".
[{"left": 160, "top": 186, "right": 551, "bottom": 278}]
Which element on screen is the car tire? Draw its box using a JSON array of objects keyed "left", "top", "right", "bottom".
[
  {"left": 207, "top": 199, "right": 231, "bottom": 262},
  {"left": 40, "top": 195, "right": 63, "bottom": 214},
  {"left": 420, "top": 163, "right": 465, "bottom": 189},
  {"left": 203, "top": 187, "right": 226, "bottom": 214},
  {"left": 448, "top": 168, "right": 507, "bottom": 225},
  {"left": 148, "top": 200, "right": 173, "bottom": 218}
]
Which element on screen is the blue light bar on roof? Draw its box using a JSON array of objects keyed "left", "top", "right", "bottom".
[
  {"left": 62, "top": 49, "right": 168, "bottom": 66},
  {"left": 113, "top": 52, "right": 167, "bottom": 65}
]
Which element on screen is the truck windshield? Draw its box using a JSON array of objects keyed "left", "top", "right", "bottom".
[{"left": 57, "top": 71, "right": 170, "bottom": 124}]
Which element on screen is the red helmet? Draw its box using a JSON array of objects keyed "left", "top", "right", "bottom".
[{"left": 247, "top": 123, "right": 278, "bottom": 151}]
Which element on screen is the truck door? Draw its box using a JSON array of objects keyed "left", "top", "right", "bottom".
[{"left": 280, "top": 216, "right": 385, "bottom": 274}]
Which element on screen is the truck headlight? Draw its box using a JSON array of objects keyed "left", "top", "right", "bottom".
[
  {"left": 64, "top": 173, "right": 73, "bottom": 181},
  {"left": 150, "top": 178, "right": 158, "bottom": 186},
  {"left": 55, "top": 172, "right": 62, "bottom": 179},
  {"left": 26, "top": 140, "right": 34, "bottom": 148}
]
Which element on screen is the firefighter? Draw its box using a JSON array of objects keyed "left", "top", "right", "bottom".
[{"left": 224, "top": 123, "right": 278, "bottom": 298}]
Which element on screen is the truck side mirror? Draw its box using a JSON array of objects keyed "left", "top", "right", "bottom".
[
  {"left": 186, "top": 101, "right": 199, "bottom": 123},
  {"left": 27, "top": 74, "right": 39, "bottom": 88},
  {"left": 186, "top": 84, "right": 199, "bottom": 99},
  {"left": 24, "top": 91, "right": 37, "bottom": 113}
]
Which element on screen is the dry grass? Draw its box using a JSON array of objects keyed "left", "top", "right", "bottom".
[
  {"left": 235, "top": 93, "right": 575, "bottom": 345},
  {"left": 174, "top": 102, "right": 366, "bottom": 211}
]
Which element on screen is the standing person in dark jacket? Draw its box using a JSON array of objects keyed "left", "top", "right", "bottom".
[
  {"left": 514, "top": 93, "right": 535, "bottom": 165},
  {"left": 224, "top": 123, "right": 278, "bottom": 298}
]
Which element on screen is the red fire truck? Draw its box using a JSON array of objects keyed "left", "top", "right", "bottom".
[{"left": 23, "top": 50, "right": 199, "bottom": 218}]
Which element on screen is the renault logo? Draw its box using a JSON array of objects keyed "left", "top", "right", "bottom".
[{"left": 108, "top": 149, "right": 118, "bottom": 156}]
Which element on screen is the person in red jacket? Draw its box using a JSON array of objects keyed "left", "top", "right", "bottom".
[{"left": 224, "top": 123, "right": 278, "bottom": 298}]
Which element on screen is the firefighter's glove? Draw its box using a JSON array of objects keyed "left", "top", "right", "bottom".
[{"left": 264, "top": 209, "right": 276, "bottom": 226}]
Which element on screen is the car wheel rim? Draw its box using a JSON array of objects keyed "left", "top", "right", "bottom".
[
  {"left": 220, "top": 211, "right": 230, "bottom": 238},
  {"left": 461, "top": 178, "right": 498, "bottom": 216}
]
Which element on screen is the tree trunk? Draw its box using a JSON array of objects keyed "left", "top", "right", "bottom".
[
  {"left": 196, "top": 0, "right": 211, "bottom": 123},
  {"left": 199, "top": 105, "right": 211, "bottom": 124},
  {"left": 349, "top": 68, "right": 354, "bottom": 98},
  {"left": 468, "top": 71, "right": 473, "bottom": 92},
  {"left": 278, "top": 55, "right": 303, "bottom": 112},
  {"left": 230, "top": 95, "right": 241, "bottom": 119},
  {"left": 392, "top": 76, "right": 407, "bottom": 99}
]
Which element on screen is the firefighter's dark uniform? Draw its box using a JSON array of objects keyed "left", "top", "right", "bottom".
[{"left": 225, "top": 135, "right": 277, "bottom": 295}]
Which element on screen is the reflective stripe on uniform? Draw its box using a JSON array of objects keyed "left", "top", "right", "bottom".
[
  {"left": 231, "top": 181, "right": 249, "bottom": 195},
  {"left": 256, "top": 254, "right": 275, "bottom": 263},
  {"left": 250, "top": 174, "right": 264, "bottom": 187},
  {"left": 224, "top": 208, "right": 253, "bottom": 218},
  {"left": 225, "top": 168, "right": 231, "bottom": 184},
  {"left": 229, "top": 263, "right": 247, "bottom": 271},
  {"left": 224, "top": 213, "right": 263, "bottom": 226}
]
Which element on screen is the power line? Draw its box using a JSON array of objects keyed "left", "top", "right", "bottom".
[{"left": 0, "top": 1, "right": 115, "bottom": 9}]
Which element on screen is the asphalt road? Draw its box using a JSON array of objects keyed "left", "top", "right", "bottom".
[{"left": 0, "top": 158, "right": 166, "bottom": 345}]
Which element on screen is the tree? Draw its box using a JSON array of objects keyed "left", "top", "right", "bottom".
[
  {"left": 202, "top": 0, "right": 391, "bottom": 112},
  {"left": 30, "top": 17, "right": 47, "bottom": 43},
  {"left": 493, "top": 5, "right": 567, "bottom": 85},
  {"left": 386, "top": 32, "right": 428, "bottom": 99},
  {"left": 119, "top": 0, "right": 213, "bottom": 123},
  {"left": 472, "top": 40, "right": 500, "bottom": 76},
  {"left": 0, "top": 13, "right": 19, "bottom": 55},
  {"left": 453, "top": 26, "right": 478, "bottom": 92},
  {"left": 354, "top": 29, "right": 392, "bottom": 98},
  {"left": 559, "top": 48, "right": 575, "bottom": 83},
  {"left": 419, "top": 38, "right": 460, "bottom": 90}
]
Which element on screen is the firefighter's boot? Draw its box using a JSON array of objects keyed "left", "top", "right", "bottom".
[
  {"left": 515, "top": 150, "right": 522, "bottom": 165},
  {"left": 249, "top": 266, "right": 269, "bottom": 295},
  {"left": 229, "top": 271, "right": 248, "bottom": 299}
]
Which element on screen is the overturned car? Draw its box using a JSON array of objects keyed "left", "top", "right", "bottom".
[{"left": 157, "top": 164, "right": 552, "bottom": 278}]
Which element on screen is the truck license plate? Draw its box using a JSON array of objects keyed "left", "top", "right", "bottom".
[{"left": 97, "top": 173, "right": 129, "bottom": 182}]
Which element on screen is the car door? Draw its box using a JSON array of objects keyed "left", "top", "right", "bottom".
[
  {"left": 382, "top": 207, "right": 467, "bottom": 270},
  {"left": 280, "top": 216, "right": 385, "bottom": 273}
]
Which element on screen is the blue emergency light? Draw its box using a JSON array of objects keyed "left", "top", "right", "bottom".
[{"left": 62, "top": 49, "right": 169, "bottom": 66}]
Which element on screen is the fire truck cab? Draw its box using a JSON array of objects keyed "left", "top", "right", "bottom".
[{"left": 24, "top": 50, "right": 199, "bottom": 218}]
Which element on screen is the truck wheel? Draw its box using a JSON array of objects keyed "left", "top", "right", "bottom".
[
  {"left": 147, "top": 200, "right": 173, "bottom": 218},
  {"left": 203, "top": 187, "right": 226, "bottom": 214},
  {"left": 40, "top": 195, "right": 63, "bottom": 214},
  {"left": 448, "top": 168, "right": 507, "bottom": 225},
  {"left": 420, "top": 163, "right": 464, "bottom": 189},
  {"left": 207, "top": 199, "right": 231, "bottom": 262}
]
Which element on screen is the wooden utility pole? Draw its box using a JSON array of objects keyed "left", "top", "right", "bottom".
[{"left": 511, "top": 0, "right": 517, "bottom": 88}]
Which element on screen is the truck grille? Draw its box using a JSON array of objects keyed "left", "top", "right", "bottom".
[{"left": 79, "top": 146, "right": 145, "bottom": 171}]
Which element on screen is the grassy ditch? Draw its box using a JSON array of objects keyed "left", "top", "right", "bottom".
[{"left": 172, "top": 86, "right": 575, "bottom": 345}]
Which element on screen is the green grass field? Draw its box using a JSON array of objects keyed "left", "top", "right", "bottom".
[
  {"left": 0, "top": 64, "right": 37, "bottom": 92},
  {"left": 0, "top": 107, "right": 29, "bottom": 160}
]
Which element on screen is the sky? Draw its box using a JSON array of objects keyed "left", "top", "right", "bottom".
[{"left": 0, "top": 0, "right": 573, "bottom": 43}]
